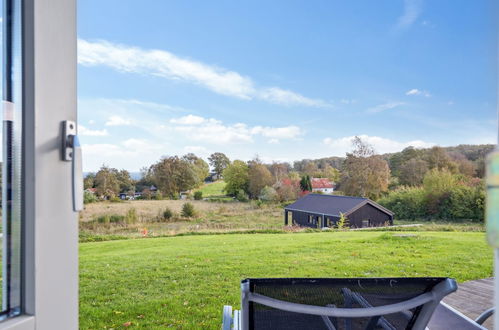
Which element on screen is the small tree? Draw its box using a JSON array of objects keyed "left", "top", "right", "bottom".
[
  {"left": 194, "top": 191, "right": 203, "bottom": 200},
  {"left": 300, "top": 175, "right": 312, "bottom": 191},
  {"left": 337, "top": 212, "right": 349, "bottom": 229},
  {"left": 181, "top": 202, "right": 196, "bottom": 218}
]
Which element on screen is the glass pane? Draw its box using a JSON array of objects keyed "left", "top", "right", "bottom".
[{"left": 1, "top": 0, "right": 22, "bottom": 318}]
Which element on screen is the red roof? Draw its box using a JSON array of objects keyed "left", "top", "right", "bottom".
[{"left": 311, "top": 178, "right": 334, "bottom": 189}]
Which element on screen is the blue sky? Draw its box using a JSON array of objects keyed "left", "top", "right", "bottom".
[{"left": 78, "top": 0, "right": 497, "bottom": 171}]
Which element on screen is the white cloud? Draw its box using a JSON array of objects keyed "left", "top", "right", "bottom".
[
  {"left": 251, "top": 125, "right": 302, "bottom": 139},
  {"left": 367, "top": 102, "right": 405, "bottom": 113},
  {"left": 170, "top": 114, "right": 206, "bottom": 125},
  {"left": 105, "top": 115, "right": 132, "bottom": 126},
  {"left": 259, "top": 87, "right": 329, "bottom": 107},
  {"left": 323, "top": 134, "right": 434, "bottom": 155},
  {"left": 396, "top": 0, "right": 423, "bottom": 29},
  {"left": 169, "top": 114, "right": 304, "bottom": 145},
  {"left": 406, "top": 88, "right": 431, "bottom": 97},
  {"left": 268, "top": 139, "right": 280, "bottom": 144},
  {"left": 82, "top": 139, "right": 165, "bottom": 171},
  {"left": 78, "top": 125, "right": 109, "bottom": 136},
  {"left": 78, "top": 39, "right": 329, "bottom": 107}
]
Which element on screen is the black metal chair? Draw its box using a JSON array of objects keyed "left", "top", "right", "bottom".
[{"left": 222, "top": 277, "right": 458, "bottom": 330}]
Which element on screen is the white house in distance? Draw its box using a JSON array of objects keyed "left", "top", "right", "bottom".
[{"left": 311, "top": 178, "right": 335, "bottom": 194}]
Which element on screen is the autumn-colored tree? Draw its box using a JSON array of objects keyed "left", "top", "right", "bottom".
[
  {"left": 248, "top": 161, "right": 273, "bottom": 198},
  {"left": 270, "top": 162, "right": 290, "bottom": 183},
  {"left": 275, "top": 183, "right": 299, "bottom": 202},
  {"left": 223, "top": 160, "right": 249, "bottom": 196},
  {"left": 426, "top": 146, "right": 458, "bottom": 173},
  {"left": 448, "top": 152, "right": 476, "bottom": 177},
  {"left": 302, "top": 162, "right": 319, "bottom": 175},
  {"left": 208, "top": 152, "right": 230, "bottom": 177},
  {"left": 340, "top": 136, "right": 390, "bottom": 199},
  {"left": 94, "top": 165, "right": 120, "bottom": 198},
  {"left": 399, "top": 158, "right": 429, "bottom": 186}
]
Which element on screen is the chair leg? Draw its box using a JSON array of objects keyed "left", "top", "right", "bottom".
[{"left": 223, "top": 305, "right": 233, "bottom": 330}]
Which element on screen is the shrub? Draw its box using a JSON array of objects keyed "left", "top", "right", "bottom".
[
  {"left": 109, "top": 196, "right": 122, "bottom": 203},
  {"left": 162, "top": 207, "right": 174, "bottom": 221},
  {"left": 378, "top": 187, "right": 426, "bottom": 220},
  {"left": 194, "top": 191, "right": 203, "bottom": 200},
  {"left": 125, "top": 208, "right": 138, "bottom": 224},
  {"left": 181, "top": 202, "right": 196, "bottom": 218},
  {"left": 154, "top": 192, "right": 163, "bottom": 200},
  {"left": 96, "top": 215, "right": 110, "bottom": 224},
  {"left": 110, "top": 214, "right": 125, "bottom": 223},
  {"left": 84, "top": 190, "right": 97, "bottom": 204},
  {"left": 378, "top": 173, "right": 485, "bottom": 221},
  {"left": 235, "top": 189, "right": 249, "bottom": 202},
  {"left": 259, "top": 186, "right": 279, "bottom": 202}
]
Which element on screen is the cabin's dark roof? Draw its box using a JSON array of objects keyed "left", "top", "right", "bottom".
[{"left": 284, "top": 194, "right": 394, "bottom": 217}]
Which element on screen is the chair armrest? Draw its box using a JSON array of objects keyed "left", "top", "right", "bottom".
[{"left": 428, "top": 302, "right": 487, "bottom": 330}]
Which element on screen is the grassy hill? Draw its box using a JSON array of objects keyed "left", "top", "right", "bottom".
[
  {"left": 80, "top": 231, "right": 491, "bottom": 329},
  {"left": 196, "top": 180, "right": 226, "bottom": 197}
]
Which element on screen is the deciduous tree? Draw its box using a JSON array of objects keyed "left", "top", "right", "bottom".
[
  {"left": 248, "top": 161, "right": 273, "bottom": 198},
  {"left": 150, "top": 156, "right": 198, "bottom": 197},
  {"left": 340, "top": 136, "right": 390, "bottom": 199},
  {"left": 208, "top": 152, "right": 230, "bottom": 177},
  {"left": 399, "top": 158, "right": 429, "bottom": 186},
  {"left": 223, "top": 160, "right": 249, "bottom": 196}
]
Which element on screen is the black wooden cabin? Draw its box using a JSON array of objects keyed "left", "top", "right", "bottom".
[{"left": 284, "top": 194, "right": 394, "bottom": 228}]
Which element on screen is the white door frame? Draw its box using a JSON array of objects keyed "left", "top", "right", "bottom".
[{"left": 0, "top": 0, "right": 78, "bottom": 328}]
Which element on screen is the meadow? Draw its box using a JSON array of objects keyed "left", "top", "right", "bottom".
[
  {"left": 80, "top": 231, "right": 492, "bottom": 329},
  {"left": 79, "top": 195, "right": 485, "bottom": 243}
]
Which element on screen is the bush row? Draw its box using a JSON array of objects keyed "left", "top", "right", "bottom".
[{"left": 378, "top": 170, "right": 484, "bottom": 221}]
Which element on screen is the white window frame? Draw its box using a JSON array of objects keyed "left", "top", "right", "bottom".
[{"left": 0, "top": 0, "right": 78, "bottom": 329}]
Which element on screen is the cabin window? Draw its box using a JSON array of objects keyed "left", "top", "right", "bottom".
[{"left": 362, "top": 219, "right": 371, "bottom": 227}]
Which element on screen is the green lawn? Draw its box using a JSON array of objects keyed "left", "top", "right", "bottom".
[
  {"left": 80, "top": 231, "right": 492, "bottom": 329},
  {"left": 196, "top": 181, "right": 227, "bottom": 198}
]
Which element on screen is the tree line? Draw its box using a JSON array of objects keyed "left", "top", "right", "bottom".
[{"left": 83, "top": 138, "right": 492, "bottom": 220}]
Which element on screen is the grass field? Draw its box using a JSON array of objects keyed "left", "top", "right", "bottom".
[
  {"left": 80, "top": 231, "right": 492, "bottom": 329},
  {"left": 79, "top": 198, "right": 485, "bottom": 242},
  {"left": 195, "top": 181, "right": 226, "bottom": 198},
  {"left": 80, "top": 199, "right": 283, "bottom": 239}
]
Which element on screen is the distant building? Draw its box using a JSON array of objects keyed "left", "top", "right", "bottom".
[
  {"left": 284, "top": 194, "right": 394, "bottom": 228},
  {"left": 85, "top": 188, "right": 97, "bottom": 194},
  {"left": 206, "top": 172, "right": 221, "bottom": 182},
  {"left": 311, "top": 178, "right": 335, "bottom": 194}
]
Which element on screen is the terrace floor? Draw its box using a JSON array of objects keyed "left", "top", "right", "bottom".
[{"left": 443, "top": 277, "right": 494, "bottom": 329}]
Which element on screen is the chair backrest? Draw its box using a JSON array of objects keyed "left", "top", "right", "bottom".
[{"left": 240, "top": 277, "right": 457, "bottom": 330}]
